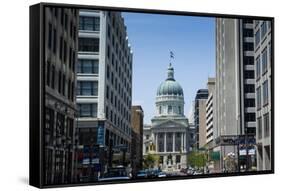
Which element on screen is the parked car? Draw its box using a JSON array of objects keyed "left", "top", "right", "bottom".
[
  {"left": 98, "top": 166, "right": 130, "bottom": 182},
  {"left": 157, "top": 172, "right": 167, "bottom": 178},
  {"left": 136, "top": 170, "right": 148, "bottom": 179}
]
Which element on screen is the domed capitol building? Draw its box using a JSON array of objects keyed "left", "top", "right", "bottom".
[{"left": 143, "top": 62, "right": 191, "bottom": 171}]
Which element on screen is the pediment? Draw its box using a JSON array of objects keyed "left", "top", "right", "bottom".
[{"left": 152, "top": 119, "right": 187, "bottom": 129}]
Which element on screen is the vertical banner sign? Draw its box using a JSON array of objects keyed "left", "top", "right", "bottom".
[{"left": 97, "top": 122, "right": 105, "bottom": 146}]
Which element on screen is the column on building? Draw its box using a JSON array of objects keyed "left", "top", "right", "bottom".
[
  {"left": 155, "top": 133, "right": 158, "bottom": 152},
  {"left": 172, "top": 132, "right": 175, "bottom": 152},
  {"left": 181, "top": 133, "right": 184, "bottom": 151},
  {"left": 164, "top": 132, "right": 167, "bottom": 152},
  {"left": 183, "top": 132, "right": 186, "bottom": 152}
]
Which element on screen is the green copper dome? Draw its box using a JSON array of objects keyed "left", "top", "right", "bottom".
[{"left": 157, "top": 63, "right": 184, "bottom": 96}]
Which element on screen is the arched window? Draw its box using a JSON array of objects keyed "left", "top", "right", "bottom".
[
  {"left": 168, "top": 105, "right": 172, "bottom": 114},
  {"left": 159, "top": 106, "right": 162, "bottom": 114}
]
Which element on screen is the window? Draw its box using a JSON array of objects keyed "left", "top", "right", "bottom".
[
  {"left": 244, "top": 56, "right": 254, "bottom": 65},
  {"left": 244, "top": 70, "right": 255, "bottom": 79},
  {"left": 243, "top": 28, "right": 253, "bottom": 37},
  {"left": 77, "top": 81, "right": 98, "bottom": 96},
  {"left": 79, "top": 16, "right": 100, "bottom": 31},
  {"left": 62, "top": 74, "right": 65, "bottom": 96},
  {"left": 264, "top": 113, "right": 270, "bottom": 137},
  {"left": 178, "top": 106, "right": 182, "bottom": 114},
  {"left": 262, "top": 47, "right": 268, "bottom": 74},
  {"left": 243, "top": 42, "right": 254, "bottom": 51},
  {"left": 67, "top": 79, "right": 71, "bottom": 99},
  {"left": 72, "top": 51, "right": 76, "bottom": 72},
  {"left": 168, "top": 106, "right": 172, "bottom": 114},
  {"left": 243, "top": 19, "right": 253, "bottom": 24},
  {"left": 244, "top": 98, "right": 255, "bottom": 107},
  {"left": 48, "top": 23, "right": 52, "bottom": 49},
  {"left": 63, "top": 40, "right": 67, "bottom": 62},
  {"left": 244, "top": 84, "right": 255, "bottom": 93},
  {"left": 257, "top": 117, "right": 262, "bottom": 139},
  {"left": 59, "top": 36, "right": 63, "bottom": 60},
  {"left": 106, "top": 86, "right": 109, "bottom": 99},
  {"left": 64, "top": 13, "right": 68, "bottom": 31},
  {"left": 46, "top": 61, "right": 51, "bottom": 86},
  {"left": 269, "top": 41, "right": 272, "bottom": 67},
  {"left": 261, "top": 21, "right": 267, "bottom": 39},
  {"left": 146, "top": 135, "right": 149, "bottom": 140},
  {"left": 176, "top": 155, "right": 181, "bottom": 163},
  {"left": 263, "top": 80, "right": 269, "bottom": 105},
  {"left": 58, "top": 70, "right": 62, "bottom": 93},
  {"left": 257, "top": 86, "right": 261, "bottom": 110},
  {"left": 159, "top": 106, "right": 162, "bottom": 114},
  {"left": 77, "top": 59, "right": 99, "bottom": 74},
  {"left": 51, "top": 65, "right": 55, "bottom": 89},
  {"left": 69, "top": 47, "right": 72, "bottom": 69},
  {"left": 70, "top": 21, "right": 73, "bottom": 37},
  {"left": 256, "top": 56, "right": 261, "bottom": 79},
  {"left": 78, "top": 38, "right": 99, "bottom": 52},
  {"left": 255, "top": 29, "right": 260, "bottom": 47},
  {"left": 53, "top": 29, "right": 57, "bottom": 54},
  {"left": 245, "top": 113, "right": 256, "bottom": 122},
  {"left": 60, "top": 9, "right": 64, "bottom": 25},
  {"left": 78, "top": 103, "right": 97, "bottom": 117}
]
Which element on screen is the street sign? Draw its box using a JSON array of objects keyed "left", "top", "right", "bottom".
[{"left": 92, "top": 158, "right": 100, "bottom": 164}]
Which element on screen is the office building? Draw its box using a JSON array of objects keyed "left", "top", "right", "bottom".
[
  {"left": 76, "top": 10, "right": 133, "bottom": 179},
  {"left": 44, "top": 7, "right": 79, "bottom": 184},
  {"left": 194, "top": 89, "right": 208, "bottom": 149},
  {"left": 254, "top": 20, "right": 272, "bottom": 171},
  {"left": 215, "top": 18, "right": 256, "bottom": 171}
]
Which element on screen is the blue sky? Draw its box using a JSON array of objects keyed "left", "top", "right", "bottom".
[{"left": 122, "top": 12, "right": 215, "bottom": 124}]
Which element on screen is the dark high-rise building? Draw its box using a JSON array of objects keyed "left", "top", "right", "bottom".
[
  {"left": 44, "top": 7, "right": 79, "bottom": 184},
  {"left": 194, "top": 89, "right": 208, "bottom": 149}
]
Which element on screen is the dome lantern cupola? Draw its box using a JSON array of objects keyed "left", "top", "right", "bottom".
[
  {"left": 167, "top": 63, "right": 175, "bottom": 81},
  {"left": 156, "top": 63, "right": 184, "bottom": 97}
]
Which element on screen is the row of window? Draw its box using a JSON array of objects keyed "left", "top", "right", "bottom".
[
  {"left": 106, "top": 63, "right": 132, "bottom": 97},
  {"left": 77, "top": 81, "right": 98, "bottom": 96},
  {"left": 106, "top": 83, "right": 131, "bottom": 112},
  {"left": 79, "top": 16, "right": 100, "bottom": 31},
  {"left": 47, "top": 23, "right": 76, "bottom": 73},
  {"left": 79, "top": 37, "right": 99, "bottom": 52},
  {"left": 256, "top": 46, "right": 270, "bottom": 79},
  {"left": 255, "top": 21, "right": 270, "bottom": 47},
  {"left": 45, "top": 107, "right": 74, "bottom": 139},
  {"left": 256, "top": 80, "right": 269, "bottom": 109},
  {"left": 105, "top": 129, "right": 130, "bottom": 148},
  {"left": 105, "top": 106, "right": 130, "bottom": 135},
  {"left": 257, "top": 113, "right": 270, "bottom": 139},
  {"left": 46, "top": 61, "right": 75, "bottom": 101},
  {"left": 158, "top": 105, "right": 182, "bottom": 115},
  {"left": 77, "top": 103, "right": 97, "bottom": 117},
  {"left": 107, "top": 13, "right": 132, "bottom": 65},
  {"left": 77, "top": 59, "right": 99, "bottom": 74}
]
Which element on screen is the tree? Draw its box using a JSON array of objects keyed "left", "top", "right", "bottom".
[
  {"left": 143, "top": 154, "right": 159, "bottom": 169},
  {"left": 187, "top": 151, "right": 207, "bottom": 169}
]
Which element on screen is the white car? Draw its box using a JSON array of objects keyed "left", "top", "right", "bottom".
[{"left": 158, "top": 172, "right": 167, "bottom": 178}]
